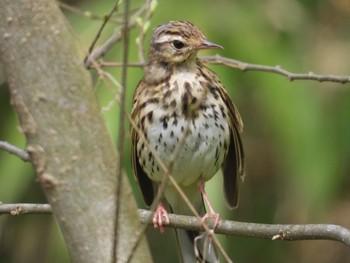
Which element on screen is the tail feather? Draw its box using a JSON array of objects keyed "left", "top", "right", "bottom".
[
  {"left": 166, "top": 185, "right": 219, "bottom": 262},
  {"left": 175, "top": 229, "right": 219, "bottom": 263}
]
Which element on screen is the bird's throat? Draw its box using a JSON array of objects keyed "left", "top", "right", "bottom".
[
  {"left": 144, "top": 60, "right": 172, "bottom": 84},
  {"left": 144, "top": 56, "right": 198, "bottom": 84}
]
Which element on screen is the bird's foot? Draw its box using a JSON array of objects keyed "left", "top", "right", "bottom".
[
  {"left": 198, "top": 180, "right": 220, "bottom": 229},
  {"left": 153, "top": 202, "right": 170, "bottom": 233},
  {"left": 201, "top": 212, "right": 220, "bottom": 229}
]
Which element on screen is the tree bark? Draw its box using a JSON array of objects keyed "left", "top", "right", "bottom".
[{"left": 0, "top": 0, "right": 152, "bottom": 262}]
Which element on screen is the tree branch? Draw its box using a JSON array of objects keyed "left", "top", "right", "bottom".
[
  {"left": 59, "top": 2, "right": 119, "bottom": 22},
  {"left": 1, "top": 204, "right": 349, "bottom": 246},
  {"left": 84, "top": 0, "right": 155, "bottom": 68},
  {"left": 139, "top": 212, "right": 350, "bottom": 247},
  {"left": 99, "top": 55, "right": 350, "bottom": 84},
  {"left": 200, "top": 55, "right": 350, "bottom": 84},
  {"left": 141, "top": 210, "right": 350, "bottom": 246},
  {"left": 0, "top": 141, "right": 30, "bottom": 162},
  {"left": 84, "top": 0, "right": 120, "bottom": 67},
  {"left": 0, "top": 1, "right": 152, "bottom": 262},
  {"left": 0, "top": 203, "right": 52, "bottom": 215},
  {"left": 114, "top": 0, "right": 131, "bottom": 262}
]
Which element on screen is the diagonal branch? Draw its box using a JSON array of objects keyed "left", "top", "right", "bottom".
[
  {"left": 83, "top": 0, "right": 120, "bottom": 68},
  {"left": 84, "top": 0, "right": 155, "bottom": 68}
]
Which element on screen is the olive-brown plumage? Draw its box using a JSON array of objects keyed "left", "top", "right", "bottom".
[{"left": 131, "top": 21, "right": 244, "bottom": 263}]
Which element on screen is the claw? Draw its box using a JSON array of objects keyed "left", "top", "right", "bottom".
[
  {"left": 201, "top": 212, "right": 220, "bottom": 229},
  {"left": 153, "top": 202, "right": 170, "bottom": 233}
]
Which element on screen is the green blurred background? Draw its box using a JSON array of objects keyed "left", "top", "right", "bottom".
[{"left": 1, "top": 0, "right": 350, "bottom": 262}]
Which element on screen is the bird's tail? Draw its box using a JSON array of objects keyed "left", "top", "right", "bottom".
[
  {"left": 170, "top": 194, "right": 219, "bottom": 263},
  {"left": 175, "top": 228, "right": 219, "bottom": 263}
]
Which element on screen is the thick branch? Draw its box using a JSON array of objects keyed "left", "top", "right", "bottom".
[
  {"left": 0, "top": 1, "right": 151, "bottom": 262},
  {"left": 1, "top": 204, "right": 349, "bottom": 246}
]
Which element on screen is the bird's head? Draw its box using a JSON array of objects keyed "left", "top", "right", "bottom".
[{"left": 149, "top": 21, "right": 223, "bottom": 64}]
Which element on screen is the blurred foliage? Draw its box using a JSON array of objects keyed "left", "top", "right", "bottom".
[{"left": 1, "top": 0, "right": 350, "bottom": 262}]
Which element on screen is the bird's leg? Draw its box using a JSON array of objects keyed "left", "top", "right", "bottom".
[
  {"left": 153, "top": 201, "right": 170, "bottom": 233},
  {"left": 198, "top": 181, "right": 220, "bottom": 229}
]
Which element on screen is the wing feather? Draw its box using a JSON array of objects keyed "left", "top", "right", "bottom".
[
  {"left": 131, "top": 81, "right": 155, "bottom": 207},
  {"left": 219, "top": 84, "right": 245, "bottom": 209}
]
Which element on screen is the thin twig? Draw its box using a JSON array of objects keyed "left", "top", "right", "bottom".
[
  {"left": 90, "top": 59, "right": 124, "bottom": 114},
  {"left": 125, "top": 111, "right": 214, "bottom": 262},
  {"left": 83, "top": 0, "right": 120, "bottom": 67},
  {"left": 59, "top": 2, "right": 118, "bottom": 22},
  {"left": 135, "top": 0, "right": 156, "bottom": 62},
  {"left": 0, "top": 141, "right": 30, "bottom": 162},
  {"left": 1, "top": 204, "right": 349, "bottom": 247},
  {"left": 100, "top": 61, "right": 144, "bottom": 68},
  {"left": 84, "top": 1, "right": 152, "bottom": 68},
  {"left": 114, "top": 0, "right": 130, "bottom": 262},
  {"left": 126, "top": 91, "right": 233, "bottom": 262},
  {"left": 99, "top": 55, "right": 350, "bottom": 84},
  {"left": 125, "top": 112, "right": 173, "bottom": 263},
  {"left": 201, "top": 55, "right": 350, "bottom": 84}
]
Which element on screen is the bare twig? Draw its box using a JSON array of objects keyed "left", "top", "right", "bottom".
[
  {"left": 138, "top": 210, "right": 350, "bottom": 246},
  {"left": 84, "top": 1, "right": 153, "bottom": 68},
  {"left": 0, "top": 141, "right": 30, "bottom": 162},
  {"left": 125, "top": 112, "right": 178, "bottom": 263},
  {"left": 114, "top": 0, "right": 130, "bottom": 261},
  {"left": 0, "top": 203, "right": 52, "bottom": 215},
  {"left": 1, "top": 204, "right": 349, "bottom": 247},
  {"left": 83, "top": 0, "right": 120, "bottom": 67},
  {"left": 100, "top": 61, "right": 144, "bottom": 68},
  {"left": 126, "top": 99, "right": 233, "bottom": 262},
  {"left": 135, "top": 0, "right": 156, "bottom": 62},
  {"left": 201, "top": 55, "right": 350, "bottom": 84},
  {"left": 99, "top": 55, "right": 350, "bottom": 84},
  {"left": 126, "top": 108, "right": 232, "bottom": 262},
  {"left": 59, "top": 2, "right": 119, "bottom": 22}
]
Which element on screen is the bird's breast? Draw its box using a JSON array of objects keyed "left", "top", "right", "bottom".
[{"left": 136, "top": 71, "right": 231, "bottom": 186}]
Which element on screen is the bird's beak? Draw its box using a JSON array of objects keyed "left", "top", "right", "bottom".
[{"left": 197, "top": 39, "right": 224, "bottom": 50}]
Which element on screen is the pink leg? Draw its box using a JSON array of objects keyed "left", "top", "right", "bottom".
[
  {"left": 198, "top": 181, "right": 220, "bottom": 229},
  {"left": 153, "top": 202, "right": 170, "bottom": 233}
]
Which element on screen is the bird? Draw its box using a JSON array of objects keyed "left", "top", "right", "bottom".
[{"left": 131, "top": 20, "right": 245, "bottom": 263}]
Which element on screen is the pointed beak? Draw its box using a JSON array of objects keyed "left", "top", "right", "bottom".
[{"left": 197, "top": 39, "right": 224, "bottom": 50}]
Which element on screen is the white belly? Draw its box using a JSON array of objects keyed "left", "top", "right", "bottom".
[{"left": 139, "top": 102, "right": 230, "bottom": 186}]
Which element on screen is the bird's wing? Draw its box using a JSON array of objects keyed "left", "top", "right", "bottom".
[
  {"left": 219, "top": 83, "right": 245, "bottom": 209},
  {"left": 131, "top": 80, "right": 155, "bottom": 207}
]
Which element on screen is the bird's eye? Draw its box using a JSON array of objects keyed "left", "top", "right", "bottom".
[{"left": 172, "top": 40, "right": 185, "bottom": 49}]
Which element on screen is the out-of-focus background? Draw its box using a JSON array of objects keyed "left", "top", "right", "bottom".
[{"left": 1, "top": 0, "right": 350, "bottom": 262}]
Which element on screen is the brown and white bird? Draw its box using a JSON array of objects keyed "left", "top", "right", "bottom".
[{"left": 131, "top": 21, "right": 244, "bottom": 263}]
